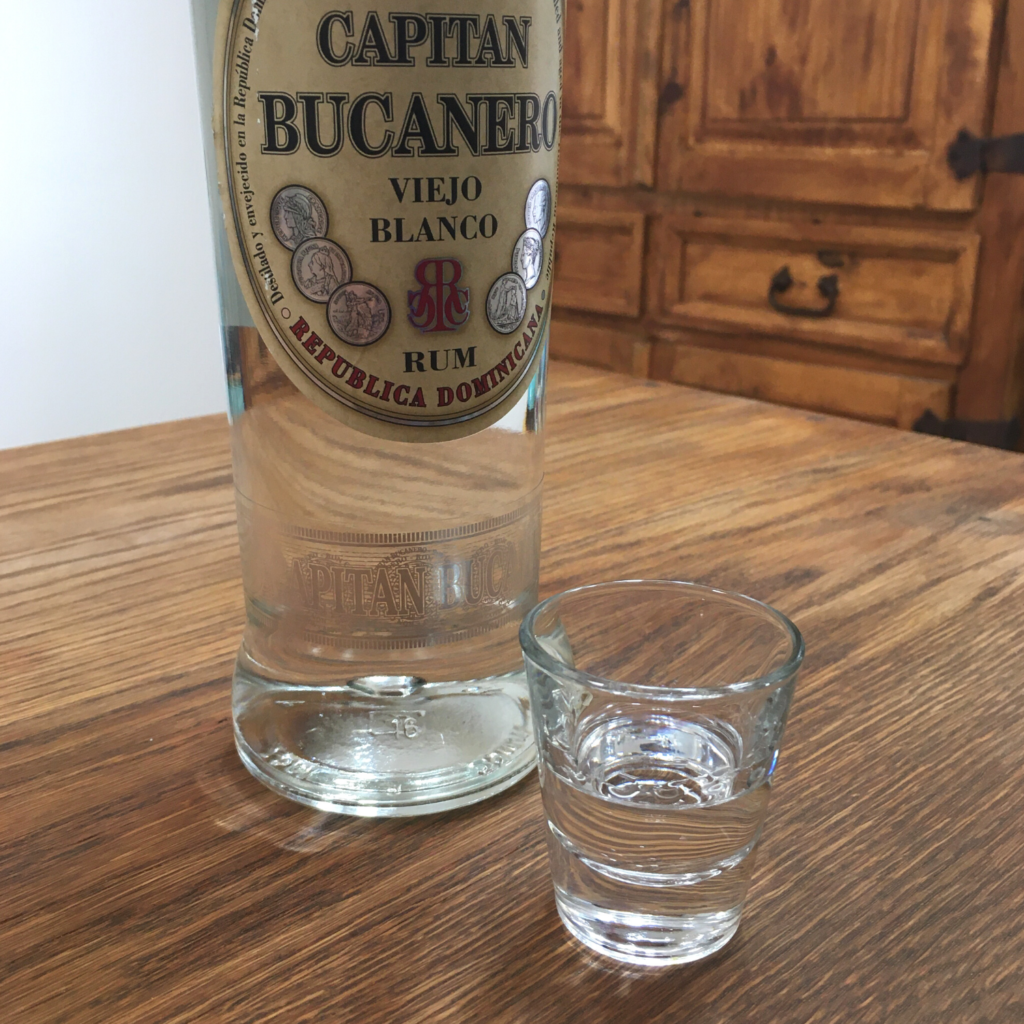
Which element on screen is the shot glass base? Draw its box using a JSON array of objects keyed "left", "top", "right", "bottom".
[{"left": 555, "top": 890, "right": 742, "bottom": 967}]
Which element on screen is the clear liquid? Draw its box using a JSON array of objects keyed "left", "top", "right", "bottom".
[
  {"left": 189, "top": 0, "right": 550, "bottom": 815},
  {"left": 235, "top": 670, "right": 533, "bottom": 814},
  {"left": 222, "top": 327, "right": 545, "bottom": 815},
  {"left": 541, "top": 715, "right": 770, "bottom": 964}
]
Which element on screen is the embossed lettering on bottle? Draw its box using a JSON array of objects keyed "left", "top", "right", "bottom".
[
  {"left": 215, "top": 0, "right": 562, "bottom": 441},
  {"left": 237, "top": 491, "right": 542, "bottom": 650}
]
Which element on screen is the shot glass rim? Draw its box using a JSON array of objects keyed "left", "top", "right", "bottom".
[{"left": 520, "top": 579, "right": 805, "bottom": 700}]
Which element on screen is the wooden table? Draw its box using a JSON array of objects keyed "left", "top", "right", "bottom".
[{"left": 4, "top": 363, "right": 1024, "bottom": 1023}]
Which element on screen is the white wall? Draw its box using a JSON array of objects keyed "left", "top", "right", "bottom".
[{"left": 0, "top": 1, "right": 225, "bottom": 450}]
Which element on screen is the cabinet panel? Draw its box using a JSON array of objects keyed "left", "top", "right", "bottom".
[
  {"left": 658, "top": 0, "right": 997, "bottom": 209},
  {"left": 551, "top": 315, "right": 651, "bottom": 375},
  {"left": 554, "top": 208, "right": 646, "bottom": 316},
  {"left": 650, "top": 216, "right": 979, "bottom": 364},
  {"left": 653, "top": 342, "right": 953, "bottom": 428},
  {"left": 560, "top": 0, "right": 662, "bottom": 186},
  {"left": 706, "top": 1, "right": 919, "bottom": 123}
]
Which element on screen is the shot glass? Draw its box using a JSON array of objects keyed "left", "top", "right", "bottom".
[{"left": 520, "top": 580, "right": 804, "bottom": 966}]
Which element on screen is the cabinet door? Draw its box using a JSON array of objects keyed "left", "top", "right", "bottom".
[
  {"left": 658, "top": 0, "right": 997, "bottom": 210},
  {"left": 560, "top": 0, "right": 662, "bottom": 187}
]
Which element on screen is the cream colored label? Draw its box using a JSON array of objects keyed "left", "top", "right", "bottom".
[{"left": 215, "top": 0, "right": 562, "bottom": 440}]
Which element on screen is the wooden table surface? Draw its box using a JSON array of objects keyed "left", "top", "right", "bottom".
[{"left": 4, "top": 362, "right": 1024, "bottom": 1023}]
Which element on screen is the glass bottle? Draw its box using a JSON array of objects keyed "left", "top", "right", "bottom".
[{"left": 190, "top": 0, "right": 562, "bottom": 814}]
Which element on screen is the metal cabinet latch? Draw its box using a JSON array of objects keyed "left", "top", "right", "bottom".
[{"left": 947, "top": 129, "right": 1024, "bottom": 180}]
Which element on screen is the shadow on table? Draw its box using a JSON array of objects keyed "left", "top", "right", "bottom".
[
  {"left": 472, "top": 906, "right": 744, "bottom": 1024},
  {"left": 191, "top": 737, "right": 739, "bottom": 1023},
  {"left": 193, "top": 738, "right": 533, "bottom": 854}
]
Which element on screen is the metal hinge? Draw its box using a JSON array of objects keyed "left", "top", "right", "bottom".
[
  {"left": 947, "top": 129, "right": 1024, "bottom": 180},
  {"left": 913, "top": 410, "right": 1020, "bottom": 450}
]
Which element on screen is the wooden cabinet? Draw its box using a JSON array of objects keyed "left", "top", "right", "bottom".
[
  {"left": 559, "top": 0, "right": 661, "bottom": 186},
  {"left": 649, "top": 217, "right": 979, "bottom": 363},
  {"left": 551, "top": 0, "right": 1024, "bottom": 430},
  {"left": 555, "top": 209, "right": 646, "bottom": 316},
  {"left": 659, "top": 0, "right": 994, "bottom": 210}
]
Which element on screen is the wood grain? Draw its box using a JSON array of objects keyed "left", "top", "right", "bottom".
[
  {"left": 4, "top": 362, "right": 1024, "bottom": 1022},
  {"left": 554, "top": 207, "right": 646, "bottom": 317},
  {"left": 658, "top": 0, "right": 995, "bottom": 210},
  {"left": 554, "top": 0, "right": 1024, "bottom": 432},
  {"left": 648, "top": 216, "right": 979, "bottom": 365},
  {"left": 551, "top": 314, "right": 651, "bottom": 376},
  {"left": 650, "top": 341, "right": 954, "bottom": 428},
  {"left": 559, "top": 0, "right": 661, "bottom": 187}
]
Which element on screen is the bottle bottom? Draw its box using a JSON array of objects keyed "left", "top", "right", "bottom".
[{"left": 232, "top": 650, "right": 536, "bottom": 816}]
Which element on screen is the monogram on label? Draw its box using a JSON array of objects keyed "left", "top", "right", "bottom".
[
  {"left": 205, "top": 0, "right": 560, "bottom": 813},
  {"left": 220, "top": 0, "right": 559, "bottom": 432},
  {"left": 408, "top": 258, "right": 470, "bottom": 333}
]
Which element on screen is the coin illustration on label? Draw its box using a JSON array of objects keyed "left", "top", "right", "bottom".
[
  {"left": 291, "top": 239, "right": 352, "bottom": 303},
  {"left": 487, "top": 273, "right": 528, "bottom": 334},
  {"left": 215, "top": 0, "right": 562, "bottom": 439},
  {"left": 512, "top": 229, "right": 544, "bottom": 290},
  {"left": 327, "top": 282, "right": 392, "bottom": 347},
  {"left": 525, "top": 179, "right": 551, "bottom": 238},
  {"left": 271, "top": 186, "right": 329, "bottom": 251}
]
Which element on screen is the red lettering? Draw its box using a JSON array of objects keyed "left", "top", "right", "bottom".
[
  {"left": 410, "top": 387, "right": 426, "bottom": 408},
  {"left": 471, "top": 375, "right": 491, "bottom": 398},
  {"left": 456, "top": 382, "right": 472, "bottom": 403},
  {"left": 381, "top": 380, "right": 396, "bottom": 402},
  {"left": 437, "top": 386, "right": 454, "bottom": 407},
  {"left": 302, "top": 331, "right": 323, "bottom": 356},
  {"left": 407, "top": 258, "right": 470, "bottom": 333},
  {"left": 290, "top": 317, "right": 311, "bottom": 341},
  {"left": 394, "top": 384, "right": 410, "bottom": 406},
  {"left": 527, "top": 316, "right": 538, "bottom": 331},
  {"left": 513, "top": 341, "right": 524, "bottom": 361},
  {"left": 348, "top": 367, "right": 366, "bottom": 389},
  {"left": 314, "top": 343, "right": 336, "bottom": 364},
  {"left": 365, "top": 374, "right": 382, "bottom": 398},
  {"left": 332, "top": 356, "right": 351, "bottom": 378}
]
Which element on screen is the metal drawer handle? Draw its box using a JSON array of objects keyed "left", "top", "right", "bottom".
[{"left": 768, "top": 265, "right": 840, "bottom": 319}]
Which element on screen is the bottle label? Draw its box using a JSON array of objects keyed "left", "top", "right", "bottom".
[{"left": 214, "top": 0, "right": 562, "bottom": 441}]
